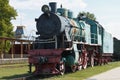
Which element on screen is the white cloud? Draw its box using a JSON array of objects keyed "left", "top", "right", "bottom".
[
  {"left": 104, "top": 22, "right": 120, "bottom": 39},
  {"left": 97, "top": 13, "right": 120, "bottom": 39},
  {"left": 10, "top": 0, "right": 87, "bottom": 17},
  {"left": 10, "top": 0, "right": 87, "bottom": 10},
  {"left": 10, "top": 0, "right": 36, "bottom": 10},
  {"left": 10, "top": 0, "right": 87, "bottom": 20}
]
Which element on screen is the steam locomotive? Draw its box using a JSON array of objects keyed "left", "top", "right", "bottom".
[{"left": 28, "top": 2, "right": 113, "bottom": 75}]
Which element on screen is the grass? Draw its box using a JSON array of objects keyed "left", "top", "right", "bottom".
[
  {"left": 0, "top": 61, "right": 120, "bottom": 80},
  {"left": 0, "top": 63, "right": 34, "bottom": 79}
]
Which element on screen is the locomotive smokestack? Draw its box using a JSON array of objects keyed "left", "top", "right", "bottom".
[{"left": 49, "top": 2, "right": 57, "bottom": 13}]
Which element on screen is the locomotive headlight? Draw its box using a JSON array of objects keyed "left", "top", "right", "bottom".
[{"left": 41, "top": 5, "right": 50, "bottom": 13}]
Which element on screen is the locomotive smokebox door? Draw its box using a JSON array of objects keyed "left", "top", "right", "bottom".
[{"left": 36, "top": 13, "right": 61, "bottom": 37}]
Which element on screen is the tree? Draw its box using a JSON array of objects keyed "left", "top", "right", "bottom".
[
  {"left": 77, "top": 11, "right": 96, "bottom": 20},
  {"left": 0, "top": 0, "right": 17, "bottom": 37},
  {"left": 0, "top": 0, "right": 17, "bottom": 58}
]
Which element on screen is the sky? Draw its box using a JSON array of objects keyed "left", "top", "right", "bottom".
[{"left": 9, "top": 0, "right": 120, "bottom": 39}]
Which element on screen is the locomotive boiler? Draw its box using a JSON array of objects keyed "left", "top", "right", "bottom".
[{"left": 28, "top": 2, "right": 113, "bottom": 75}]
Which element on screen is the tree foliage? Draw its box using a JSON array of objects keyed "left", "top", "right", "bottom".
[
  {"left": 77, "top": 11, "right": 96, "bottom": 20},
  {"left": 0, "top": 0, "right": 17, "bottom": 37},
  {"left": 0, "top": 0, "right": 17, "bottom": 54}
]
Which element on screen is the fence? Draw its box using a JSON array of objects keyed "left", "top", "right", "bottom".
[{"left": 0, "top": 37, "right": 33, "bottom": 59}]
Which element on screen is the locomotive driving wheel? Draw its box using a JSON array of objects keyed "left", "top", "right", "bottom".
[
  {"left": 82, "top": 57, "right": 87, "bottom": 69},
  {"left": 82, "top": 48, "right": 88, "bottom": 69},
  {"left": 90, "top": 55, "right": 94, "bottom": 67},
  {"left": 77, "top": 56, "right": 82, "bottom": 70}
]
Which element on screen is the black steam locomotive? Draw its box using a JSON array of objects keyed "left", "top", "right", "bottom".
[{"left": 28, "top": 2, "right": 113, "bottom": 75}]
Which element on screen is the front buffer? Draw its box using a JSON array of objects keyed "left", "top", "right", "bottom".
[{"left": 28, "top": 49, "right": 64, "bottom": 75}]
